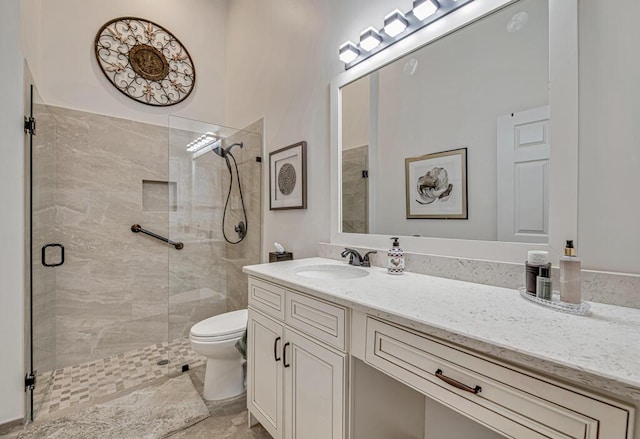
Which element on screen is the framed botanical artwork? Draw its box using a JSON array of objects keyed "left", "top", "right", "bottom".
[
  {"left": 405, "top": 148, "right": 468, "bottom": 219},
  {"left": 270, "top": 141, "right": 307, "bottom": 210}
]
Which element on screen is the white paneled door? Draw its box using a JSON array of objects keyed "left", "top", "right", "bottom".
[
  {"left": 248, "top": 309, "right": 284, "bottom": 439},
  {"left": 497, "top": 106, "right": 550, "bottom": 243}
]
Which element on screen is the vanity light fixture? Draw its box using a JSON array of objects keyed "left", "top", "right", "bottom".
[
  {"left": 359, "top": 27, "right": 383, "bottom": 52},
  {"left": 383, "top": 9, "right": 409, "bottom": 37},
  {"left": 339, "top": 41, "right": 360, "bottom": 64},
  {"left": 412, "top": 0, "right": 439, "bottom": 21},
  {"left": 338, "top": 0, "right": 473, "bottom": 69}
]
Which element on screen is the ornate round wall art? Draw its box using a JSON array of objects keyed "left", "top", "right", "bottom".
[{"left": 94, "top": 17, "right": 195, "bottom": 106}]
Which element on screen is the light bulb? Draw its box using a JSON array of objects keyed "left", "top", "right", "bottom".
[
  {"left": 384, "top": 9, "right": 409, "bottom": 37},
  {"left": 359, "top": 27, "right": 382, "bottom": 52},
  {"left": 412, "top": 0, "right": 439, "bottom": 21},
  {"left": 338, "top": 41, "right": 359, "bottom": 64}
]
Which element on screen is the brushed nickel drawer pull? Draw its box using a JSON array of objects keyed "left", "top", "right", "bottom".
[{"left": 435, "top": 369, "right": 482, "bottom": 395}]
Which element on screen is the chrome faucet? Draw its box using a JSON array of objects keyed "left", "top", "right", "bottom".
[{"left": 341, "top": 248, "right": 377, "bottom": 267}]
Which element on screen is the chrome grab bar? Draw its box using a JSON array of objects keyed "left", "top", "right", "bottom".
[{"left": 131, "top": 224, "right": 184, "bottom": 250}]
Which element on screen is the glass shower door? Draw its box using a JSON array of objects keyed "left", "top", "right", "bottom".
[
  {"left": 27, "top": 84, "right": 58, "bottom": 421},
  {"left": 167, "top": 115, "right": 263, "bottom": 375}
]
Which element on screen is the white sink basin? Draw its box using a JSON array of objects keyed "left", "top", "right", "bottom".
[{"left": 294, "top": 264, "right": 369, "bottom": 280}]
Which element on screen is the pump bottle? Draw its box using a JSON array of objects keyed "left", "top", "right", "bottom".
[
  {"left": 387, "top": 237, "right": 405, "bottom": 275},
  {"left": 560, "top": 240, "right": 581, "bottom": 304}
]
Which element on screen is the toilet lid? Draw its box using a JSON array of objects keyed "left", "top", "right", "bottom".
[{"left": 190, "top": 309, "right": 248, "bottom": 338}]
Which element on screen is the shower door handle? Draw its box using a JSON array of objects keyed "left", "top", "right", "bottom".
[{"left": 42, "top": 243, "right": 64, "bottom": 267}]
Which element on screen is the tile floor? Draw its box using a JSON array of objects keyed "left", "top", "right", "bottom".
[
  {"left": 169, "top": 367, "right": 271, "bottom": 438},
  {"left": 33, "top": 337, "right": 206, "bottom": 418},
  {"left": 2, "top": 365, "right": 270, "bottom": 439}
]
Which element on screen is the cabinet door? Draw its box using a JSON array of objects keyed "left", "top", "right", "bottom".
[
  {"left": 284, "top": 329, "right": 346, "bottom": 439},
  {"left": 248, "top": 309, "right": 284, "bottom": 439}
]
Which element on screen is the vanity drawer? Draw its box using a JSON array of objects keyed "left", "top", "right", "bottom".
[
  {"left": 365, "top": 317, "right": 633, "bottom": 439},
  {"left": 248, "top": 277, "right": 285, "bottom": 321},
  {"left": 285, "top": 290, "right": 347, "bottom": 352}
]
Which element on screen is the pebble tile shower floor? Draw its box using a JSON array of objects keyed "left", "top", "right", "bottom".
[{"left": 33, "top": 337, "right": 205, "bottom": 418}]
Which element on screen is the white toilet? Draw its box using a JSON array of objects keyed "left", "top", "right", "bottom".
[{"left": 189, "top": 309, "right": 248, "bottom": 401}]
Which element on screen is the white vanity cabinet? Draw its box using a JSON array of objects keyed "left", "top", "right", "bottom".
[
  {"left": 247, "top": 277, "right": 348, "bottom": 439},
  {"left": 245, "top": 270, "right": 635, "bottom": 439}
]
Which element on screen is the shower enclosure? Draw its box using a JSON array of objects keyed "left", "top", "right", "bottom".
[{"left": 26, "top": 82, "right": 262, "bottom": 421}]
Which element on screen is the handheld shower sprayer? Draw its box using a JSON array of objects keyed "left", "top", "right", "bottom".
[
  {"left": 187, "top": 134, "right": 248, "bottom": 245},
  {"left": 212, "top": 142, "right": 244, "bottom": 171}
]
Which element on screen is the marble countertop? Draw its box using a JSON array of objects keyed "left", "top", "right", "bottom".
[{"left": 243, "top": 257, "right": 640, "bottom": 402}]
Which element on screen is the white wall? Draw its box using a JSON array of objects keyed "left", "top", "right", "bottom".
[
  {"left": 224, "top": 0, "right": 404, "bottom": 261},
  {"left": 225, "top": 0, "right": 334, "bottom": 260},
  {"left": 0, "top": 0, "right": 26, "bottom": 424},
  {"left": 578, "top": 0, "right": 640, "bottom": 274},
  {"left": 38, "top": 0, "right": 228, "bottom": 127},
  {"left": 20, "top": 0, "right": 41, "bottom": 82}
]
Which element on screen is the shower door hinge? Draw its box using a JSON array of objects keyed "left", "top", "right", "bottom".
[
  {"left": 24, "top": 116, "right": 36, "bottom": 136},
  {"left": 25, "top": 371, "right": 36, "bottom": 391}
]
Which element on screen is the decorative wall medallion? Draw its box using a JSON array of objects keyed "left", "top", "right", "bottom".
[{"left": 94, "top": 17, "right": 195, "bottom": 106}]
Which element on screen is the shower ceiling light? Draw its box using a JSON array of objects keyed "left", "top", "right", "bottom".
[
  {"left": 383, "top": 9, "right": 409, "bottom": 37},
  {"left": 338, "top": 42, "right": 360, "bottom": 64},
  {"left": 186, "top": 132, "right": 220, "bottom": 153},
  {"left": 359, "top": 27, "right": 383, "bottom": 52},
  {"left": 338, "top": 0, "right": 473, "bottom": 69},
  {"left": 412, "top": 0, "right": 439, "bottom": 21}
]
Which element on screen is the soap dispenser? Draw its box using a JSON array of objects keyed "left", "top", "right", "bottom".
[{"left": 387, "top": 237, "right": 405, "bottom": 275}]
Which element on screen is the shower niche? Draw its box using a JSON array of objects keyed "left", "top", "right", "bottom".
[{"left": 142, "top": 180, "right": 178, "bottom": 212}]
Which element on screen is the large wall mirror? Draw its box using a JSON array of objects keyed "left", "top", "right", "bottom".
[{"left": 331, "top": 0, "right": 578, "bottom": 263}]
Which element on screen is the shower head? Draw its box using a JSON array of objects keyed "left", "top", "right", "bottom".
[
  {"left": 213, "top": 142, "right": 244, "bottom": 158},
  {"left": 212, "top": 142, "right": 243, "bottom": 171}
]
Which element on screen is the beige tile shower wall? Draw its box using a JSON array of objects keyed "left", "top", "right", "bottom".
[
  {"left": 51, "top": 107, "right": 170, "bottom": 368},
  {"left": 168, "top": 131, "right": 227, "bottom": 340},
  {"left": 225, "top": 120, "right": 263, "bottom": 312},
  {"left": 342, "top": 146, "right": 368, "bottom": 234},
  {"left": 32, "top": 103, "right": 57, "bottom": 374}
]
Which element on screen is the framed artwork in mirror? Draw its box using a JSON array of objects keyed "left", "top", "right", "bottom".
[
  {"left": 270, "top": 141, "right": 307, "bottom": 210},
  {"left": 405, "top": 148, "right": 467, "bottom": 219}
]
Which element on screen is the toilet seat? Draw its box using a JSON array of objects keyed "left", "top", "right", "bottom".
[
  {"left": 190, "top": 330, "right": 245, "bottom": 343},
  {"left": 190, "top": 309, "right": 248, "bottom": 341}
]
